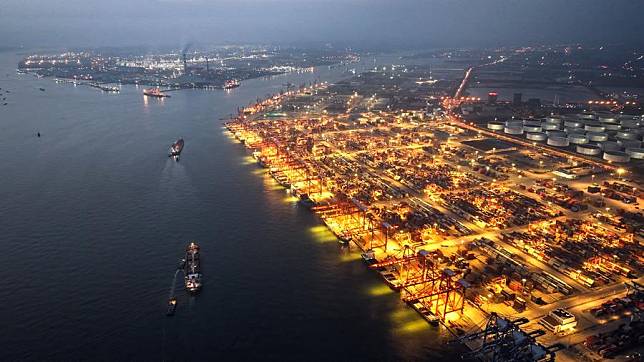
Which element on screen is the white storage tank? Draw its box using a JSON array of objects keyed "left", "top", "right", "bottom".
[
  {"left": 603, "top": 151, "right": 631, "bottom": 163},
  {"left": 548, "top": 136, "right": 569, "bottom": 147},
  {"left": 505, "top": 120, "right": 523, "bottom": 128},
  {"left": 601, "top": 141, "right": 622, "bottom": 151},
  {"left": 523, "top": 119, "right": 541, "bottom": 126},
  {"left": 546, "top": 130, "right": 567, "bottom": 137},
  {"left": 565, "top": 127, "right": 584, "bottom": 134},
  {"left": 544, "top": 117, "right": 562, "bottom": 125},
  {"left": 542, "top": 123, "right": 560, "bottom": 131},
  {"left": 487, "top": 122, "right": 504, "bottom": 131},
  {"left": 576, "top": 144, "right": 602, "bottom": 156},
  {"left": 602, "top": 123, "right": 622, "bottom": 131},
  {"left": 587, "top": 132, "right": 609, "bottom": 142},
  {"left": 568, "top": 133, "right": 589, "bottom": 144},
  {"left": 620, "top": 118, "right": 640, "bottom": 128},
  {"left": 564, "top": 120, "right": 583, "bottom": 128},
  {"left": 584, "top": 123, "right": 606, "bottom": 132},
  {"left": 616, "top": 130, "right": 638, "bottom": 140},
  {"left": 526, "top": 132, "right": 547, "bottom": 141},
  {"left": 523, "top": 125, "right": 542, "bottom": 133},
  {"left": 598, "top": 115, "right": 618, "bottom": 123},
  {"left": 618, "top": 139, "right": 642, "bottom": 149},
  {"left": 626, "top": 148, "right": 644, "bottom": 159},
  {"left": 504, "top": 126, "right": 524, "bottom": 135}
]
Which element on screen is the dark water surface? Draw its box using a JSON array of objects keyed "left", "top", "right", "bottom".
[{"left": 0, "top": 51, "right": 455, "bottom": 361}]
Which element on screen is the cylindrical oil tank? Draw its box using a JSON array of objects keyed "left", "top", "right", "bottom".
[
  {"left": 568, "top": 133, "right": 589, "bottom": 144},
  {"left": 564, "top": 120, "right": 583, "bottom": 128},
  {"left": 584, "top": 123, "right": 606, "bottom": 132},
  {"left": 505, "top": 120, "right": 523, "bottom": 128},
  {"left": 616, "top": 130, "right": 638, "bottom": 140},
  {"left": 487, "top": 122, "right": 504, "bottom": 131},
  {"left": 576, "top": 144, "right": 602, "bottom": 156},
  {"left": 542, "top": 123, "right": 560, "bottom": 131},
  {"left": 504, "top": 126, "right": 523, "bottom": 135},
  {"left": 620, "top": 119, "right": 640, "bottom": 128},
  {"left": 544, "top": 117, "right": 562, "bottom": 125},
  {"left": 523, "top": 125, "right": 542, "bottom": 133},
  {"left": 602, "top": 123, "right": 622, "bottom": 131},
  {"left": 598, "top": 115, "right": 618, "bottom": 123},
  {"left": 626, "top": 148, "right": 644, "bottom": 159},
  {"left": 526, "top": 132, "right": 547, "bottom": 141},
  {"left": 546, "top": 130, "right": 566, "bottom": 137},
  {"left": 618, "top": 139, "right": 642, "bottom": 149},
  {"left": 565, "top": 127, "right": 584, "bottom": 134},
  {"left": 603, "top": 151, "right": 630, "bottom": 163},
  {"left": 601, "top": 141, "right": 621, "bottom": 151},
  {"left": 587, "top": 132, "right": 609, "bottom": 142},
  {"left": 547, "top": 136, "right": 569, "bottom": 147},
  {"left": 523, "top": 119, "right": 541, "bottom": 127}
]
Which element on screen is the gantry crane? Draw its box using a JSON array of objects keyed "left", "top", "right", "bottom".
[{"left": 455, "top": 313, "right": 564, "bottom": 362}]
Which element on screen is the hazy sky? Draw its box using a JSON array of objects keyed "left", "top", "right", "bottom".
[{"left": 1, "top": 0, "right": 643, "bottom": 50}]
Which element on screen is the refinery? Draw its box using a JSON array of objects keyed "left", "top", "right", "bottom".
[{"left": 224, "top": 45, "right": 643, "bottom": 362}]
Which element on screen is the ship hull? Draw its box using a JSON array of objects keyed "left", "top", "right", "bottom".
[
  {"left": 184, "top": 242, "right": 202, "bottom": 293},
  {"left": 169, "top": 139, "right": 184, "bottom": 158}
]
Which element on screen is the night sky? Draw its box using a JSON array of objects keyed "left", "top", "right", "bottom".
[{"left": 2, "top": 0, "right": 643, "bottom": 49}]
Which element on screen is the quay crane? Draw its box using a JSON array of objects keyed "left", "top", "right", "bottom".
[{"left": 453, "top": 313, "right": 565, "bottom": 361}]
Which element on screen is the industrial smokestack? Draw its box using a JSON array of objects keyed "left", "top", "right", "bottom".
[
  {"left": 183, "top": 53, "right": 188, "bottom": 74},
  {"left": 206, "top": 57, "right": 209, "bottom": 73}
]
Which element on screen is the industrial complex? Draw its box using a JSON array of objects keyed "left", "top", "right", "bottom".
[{"left": 225, "top": 45, "right": 643, "bottom": 361}]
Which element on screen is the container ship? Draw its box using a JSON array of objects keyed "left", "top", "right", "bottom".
[
  {"left": 184, "top": 242, "right": 202, "bottom": 293},
  {"left": 143, "top": 88, "right": 170, "bottom": 98},
  {"left": 224, "top": 79, "right": 240, "bottom": 89},
  {"left": 169, "top": 138, "right": 184, "bottom": 160}
]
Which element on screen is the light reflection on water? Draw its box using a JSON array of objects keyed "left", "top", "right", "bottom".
[{"left": 0, "top": 49, "right": 459, "bottom": 361}]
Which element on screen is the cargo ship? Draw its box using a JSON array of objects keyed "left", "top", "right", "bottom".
[
  {"left": 184, "top": 242, "right": 202, "bottom": 293},
  {"left": 224, "top": 79, "right": 240, "bottom": 89},
  {"left": 143, "top": 88, "right": 170, "bottom": 98},
  {"left": 169, "top": 138, "right": 184, "bottom": 159}
]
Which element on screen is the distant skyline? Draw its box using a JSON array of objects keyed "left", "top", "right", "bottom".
[{"left": 2, "top": 0, "right": 643, "bottom": 50}]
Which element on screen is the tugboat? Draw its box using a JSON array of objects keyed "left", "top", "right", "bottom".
[
  {"left": 184, "top": 242, "right": 202, "bottom": 293},
  {"left": 361, "top": 249, "right": 378, "bottom": 266},
  {"left": 224, "top": 79, "right": 240, "bottom": 89},
  {"left": 336, "top": 231, "right": 352, "bottom": 245},
  {"left": 297, "top": 193, "right": 316, "bottom": 208},
  {"left": 166, "top": 297, "right": 177, "bottom": 316},
  {"left": 169, "top": 138, "right": 184, "bottom": 160},
  {"left": 143, "top": 88, "right": 170, "bottom": 98}
]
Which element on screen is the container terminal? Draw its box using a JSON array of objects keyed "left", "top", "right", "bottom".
[{"left": 224, "top": 47, "right": 643, "bottom": 361}]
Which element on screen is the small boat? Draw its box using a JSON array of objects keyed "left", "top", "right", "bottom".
[
  {"left": 361, "top": 249, "right": 378, "bottom": 266},
  {"left": 39, "top": 87, "right": 45, "bottom": 91},
  {"left": 297, "top": 193, "right": 316, "bottom": 208},
  {"left": 143, "top": 88, "right": 170, "bottom": 98},
  {"left": 224, "top": 79, "right": 240, "bottom": 89},
  {"left": 169, "top": 138, "right": 184, "bottom": 160},
  {"left": 336, "top": 232, "right": 352, "bottom": 245},
  {"left": 166, "top": 297, "right": 177, "bottom": 316}
]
